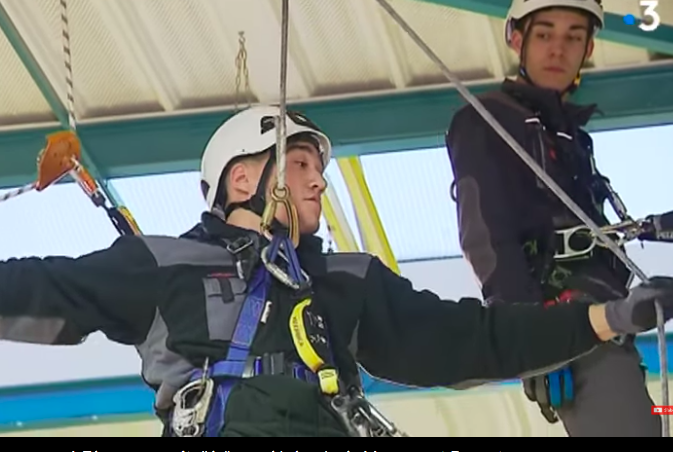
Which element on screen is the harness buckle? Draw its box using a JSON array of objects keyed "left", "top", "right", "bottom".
[
  {"left": 224, "top": 236, "right": 259, "bottom": 280},
  {"left": 225, "top": 236, "right": 253, "bottom": 255},
  {"left": 554, "top": 225, "right": 624, "bottom": 261},
  {"left": 170, "top": 378, "right": 215, "bottom": 437}
]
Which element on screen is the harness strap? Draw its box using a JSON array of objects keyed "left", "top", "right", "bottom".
[{"left": 169, "top": 264, "right": 270, "bottom": 437}]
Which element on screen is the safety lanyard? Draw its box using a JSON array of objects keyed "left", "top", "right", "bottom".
[{"left": 265, "top": 234, "right": 342, "bottom": 396}]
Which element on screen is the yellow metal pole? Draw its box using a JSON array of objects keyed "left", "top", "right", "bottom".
[
  {"left": 321, "top": 174, "right": 360, "bottom": 252},
  {"left": 337, "top": 157, "right": 400, "bottom": 274}
]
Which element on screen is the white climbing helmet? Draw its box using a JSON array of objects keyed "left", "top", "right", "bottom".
[
  {"left": 505, "top": 0, "right": 604, "bottom": 45},
  {"left": 200, "top": 105, "right": 332, "bottom": 211}
]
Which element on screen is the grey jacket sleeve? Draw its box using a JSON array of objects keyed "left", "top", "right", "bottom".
[{"left": 0, "top": 236, "right": 160, "bottom": 346}]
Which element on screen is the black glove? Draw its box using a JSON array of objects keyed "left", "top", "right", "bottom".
[
  {"left": 638, "top": 211, "right": 673, "bottom": 242},
  {"left": 605, "top": 276, "right": 673, "bottom": 335}
]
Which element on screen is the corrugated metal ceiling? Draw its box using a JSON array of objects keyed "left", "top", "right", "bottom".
[{"left": 0, "top": 0, "right": 670, "bottom": 127}]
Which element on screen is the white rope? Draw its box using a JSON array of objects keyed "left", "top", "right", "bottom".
[
  {"left": 275, "top": 0, "right": 290, "bottom": 191},
  {"left": 373, "top": 0, "right": 669, "bottom": 437},
  {"left": 0, "top": 183, "right": 38, "bottom": 204},
  {"left": 59, "top": 0, "right": 77, "bottom": 131}
]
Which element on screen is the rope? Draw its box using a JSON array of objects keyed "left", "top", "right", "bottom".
[
  {"left": 0, "top": 183, "right": 38, "bottom": 204},
  {"left": 57, "top": 0, "right": 141, "bottom": 236},
  {"left": 59, "top": 0, "right": 77, "bottom": 131},
  {"left": 275, "top": 0, "right": 290, "bottom": 191},
  {"left": 234, "top": 31, "right": 252, "bottom": 112},
  {"left": 373, "top": 0, "right": 670, "bottom": 436}
]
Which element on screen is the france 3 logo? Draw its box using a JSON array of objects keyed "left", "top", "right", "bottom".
[{"left": 623, "top": 1, "right": 661, "bottom": 32}]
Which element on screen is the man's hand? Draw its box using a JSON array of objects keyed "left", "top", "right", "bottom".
[
  {"left": 638, "top": 211, "right": 673, "bottom": 242},
  {"left": 600, "top": 276, "right": 673, "bottom": 336}
]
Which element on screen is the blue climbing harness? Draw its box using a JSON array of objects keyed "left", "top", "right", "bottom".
[{"left": 169, "top": 234, "right": 315, "bottom": 437}]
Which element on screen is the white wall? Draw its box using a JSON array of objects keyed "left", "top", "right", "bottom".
[{"left": 0, "top": 240, "right": 671, "bottom": 389}]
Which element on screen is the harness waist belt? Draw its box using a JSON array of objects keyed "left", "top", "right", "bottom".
[
  {"left": 190, "top": 353, "right": 319, "bottom": 384},
  {"left": 167, "top": 352, "right": 318, "bottom": 437}
]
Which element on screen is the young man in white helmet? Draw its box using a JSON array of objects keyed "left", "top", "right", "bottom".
[
  {"left": 1, "top": 105, "right": 673, "bottom": 437},
  {"left": 445, "top": 0, "right": 669, "bottom": 437}
]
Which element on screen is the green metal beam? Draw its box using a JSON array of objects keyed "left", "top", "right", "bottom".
[
  {"left": 0, "top": 3, "right": 131, "bottom": 211},
  {"left": 415, "top": 0, "right": 673, "bottom": 56},
  {"left": 0, "top": 63, "right": 671, "bottom": 189}
]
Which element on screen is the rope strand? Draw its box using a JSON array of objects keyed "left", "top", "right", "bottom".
[
  {"left": 275, "top": 0, "right": 290, "bottom": 191},
  {"left": 59, "top": 0, "right": 77, "bottom": 131}
]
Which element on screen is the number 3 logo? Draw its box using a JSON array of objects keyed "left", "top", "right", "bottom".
[{"left": 639, "top": 0, "right": 661, "bottom": 32}]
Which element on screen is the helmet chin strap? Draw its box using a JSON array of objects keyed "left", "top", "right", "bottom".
[
  {"left": 220, "top": 133, "right": 322, "bottom": 221},
  {"left": 222, "top": 153, "right": 295, "bottom": 238},
  {"left": 224, "top": 154, "right": 276, "bottom": 219}
]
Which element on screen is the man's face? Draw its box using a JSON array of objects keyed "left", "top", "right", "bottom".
[
  {"left": 510, "top": 8, "right": 594, "bottom": 92},
  {"left": 266, "top": 141, "right": 327, "bottom": 235}
]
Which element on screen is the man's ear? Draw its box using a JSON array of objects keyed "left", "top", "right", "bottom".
[
  {"left": 510, "top": 27, "right": 526, "bottom": 58},
  {"left": 585, "top": 37, "right": 595, "bottom": 59},
  {"left": 227, "top": 162, "right": 254, "bottom": 198}
]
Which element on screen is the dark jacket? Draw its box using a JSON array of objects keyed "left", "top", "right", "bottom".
[
  {"left": 0, "top": 210, "right": 603, "bottom": 435},
  {"left": 446, "top": 79, "right": 632, "bottom": 306}
]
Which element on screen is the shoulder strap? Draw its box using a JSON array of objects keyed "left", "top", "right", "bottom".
[{"left": 181, "top": 222, "right": 261, "bottom": 282}]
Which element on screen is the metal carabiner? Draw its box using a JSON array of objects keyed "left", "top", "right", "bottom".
[
  {"left": 349, "top": 391, "right": 409, "bottom": 437},
  {"left": 330, "top": 394, "right": 372, "bottom": 437},
  {"left": 330, "top": 391, "right": 409, "bottom": 438},
  {"left": 170, "top": 378, "right": 214, "bottom": 437},
  {"left": 260, "top": 186, "right": 300, "bottom": 248},
  {"left": 260, "top": 243, "right": 311, "bottom": 290}
]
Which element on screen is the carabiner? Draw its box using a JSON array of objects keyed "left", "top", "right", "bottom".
[{"left": 260, "top": 186, "right": 300, "bottom": 248}]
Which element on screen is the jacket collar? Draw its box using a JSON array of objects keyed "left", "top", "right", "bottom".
[
  {"left": 500, "top": 79, "right": 598, "bottom": 132},
  {"left": 181, "top": 211, "right": 327, "bottom": 275}
]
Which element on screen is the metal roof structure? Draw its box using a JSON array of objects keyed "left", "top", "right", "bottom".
[{"left": 0, "top": 0, "right": 671, "bottom": 190}]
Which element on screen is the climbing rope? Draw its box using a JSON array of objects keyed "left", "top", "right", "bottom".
[
  {"left": 256, "top": 5, "right": 407, "bottom": 437},
  {"left": 56, "top": 0, "right": 140, "bottom": 236},
  {"left": 59, "top": 0, "right": 76, "bottom": 131},
  {"left": 275, "top": 0, "right": 290, "bottom": 194},
  {"left": 373, "top": 0, "right": 670, "bottom": 437},
  {"left": 259, "top": 0, "right": 300, "bottom": 250}
]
